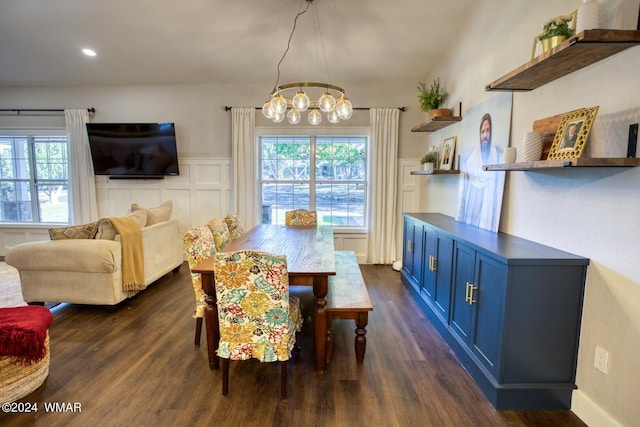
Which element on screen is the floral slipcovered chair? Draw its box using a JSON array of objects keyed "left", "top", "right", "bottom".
[
  {"left": 206, "top": 218, "right": 231, "bottom": 251},
  {"left": 285, "top": 209, "right": 317, "bottom": 226},
  {"left": 212, "top": 250, "right": 303, "bottom": 398},
  {"left": 183, "top": 226, "right": 216, "bottom": 345},
  {"left": 224, "top": 214, "right": 246, "bottom": 241}
]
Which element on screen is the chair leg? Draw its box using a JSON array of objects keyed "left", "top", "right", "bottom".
[
  {"left": 280, "top": 360, "right": 287, "bottom": 398},
  {"left": 222, "top": 358, "right": 229, "bottom": 396},
  {"left": 195, "top": 317, "right": 203, "bottom": 346}
]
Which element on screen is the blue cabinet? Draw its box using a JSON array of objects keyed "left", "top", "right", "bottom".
[
  {"left": 401, "top": 213, "right": 589, "bottom": 410},
  {"left": 402, "top": 215, "right": 423, "bottom": 290}
]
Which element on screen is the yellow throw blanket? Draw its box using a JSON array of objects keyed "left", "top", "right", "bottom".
[{"left": 107, "top": 216, "right": 145, "bottom": 292}]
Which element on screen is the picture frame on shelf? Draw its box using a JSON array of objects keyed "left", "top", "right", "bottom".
[
  {"left": 440, "top": 136, "right": 457, "bottom": 170},
  {"left": 547, "top": 105, "right": 599, "bottom": 160}
]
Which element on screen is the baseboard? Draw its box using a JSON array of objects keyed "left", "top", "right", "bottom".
[{"left": 572, "top": 390, "right": 622, "bottom": 427}]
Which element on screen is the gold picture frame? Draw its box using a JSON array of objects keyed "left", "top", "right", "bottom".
[
  {"left": 547, "top": 106, "right": 599, "bottom": 160},
  {"left": 440, "top": 136, "right": 456, "bottom": 170}
]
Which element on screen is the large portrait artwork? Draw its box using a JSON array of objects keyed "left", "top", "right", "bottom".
[{"left": 455, "top": 92, "right": 513, "bottom": 232}]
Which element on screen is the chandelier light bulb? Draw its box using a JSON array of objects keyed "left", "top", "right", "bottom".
[
  {"left": 286, "top": 108, "right": 301, "bottom": 124},
  {"left": 336, "top": 97, "right": 353, "bottom": 120},
  {"left": 318, "top": 92, "right": 336, "bottom": 113},
  {"left": 308, "top": 109, "right": 322, "bottom": 126},
  {"left": 292, "top": 91, "right": 310, "bottom": 111},
  {"left": 272, "top": 111, "right": 285, "bottom": 123},
  {"left": 262, "top": 101, "right": 274, "bottom": 119},
  {"left": 327, "top": 109, "right": 341, "bottom": 124},
  {"left": 270, "top": 93, "right": 288, "bottom": 115}
]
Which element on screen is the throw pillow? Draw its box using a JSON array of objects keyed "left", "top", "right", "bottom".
[
  {"left": 95, "top": 210, "right": 148, "bottom": 240},
  {"left": 49, "top": 221, "right": 100, "bottom": 240},
  {"left": 130, "top": 200, "right": 172, "bottom": 226}
]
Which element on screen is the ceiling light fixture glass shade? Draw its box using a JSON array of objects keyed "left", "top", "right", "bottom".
[
  {"left": 308, "top": 109, "right": 322, "bottom": 126},
  {"left": 263, "top": 0, "right": 353, "bottom": 126}
]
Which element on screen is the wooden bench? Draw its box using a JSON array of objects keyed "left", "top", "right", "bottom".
[{"left": 326, "top": 251, "right": 373, "bottom": 365}]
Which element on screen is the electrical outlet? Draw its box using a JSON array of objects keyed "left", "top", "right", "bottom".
[{"left": 594, "top": 345, "right": 609, "bottom": 374}]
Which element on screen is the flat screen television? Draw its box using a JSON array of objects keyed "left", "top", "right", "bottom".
[{"left": 86, "top": 122, "right": 180, "bottom": 178}]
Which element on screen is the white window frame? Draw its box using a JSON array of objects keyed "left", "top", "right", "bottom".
[{"left": 257, "top": 126, "right": 370, "bottom": 234}]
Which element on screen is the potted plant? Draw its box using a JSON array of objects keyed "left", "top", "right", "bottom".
[
  {"left": 417, "top": 78, "right": 451, "bottom": 118},
  {"left": 538, "top": 14, "right": 575, "bottom": 52},
  {"left": 420, "top": 153, "right": 437, "bottom": 171}
]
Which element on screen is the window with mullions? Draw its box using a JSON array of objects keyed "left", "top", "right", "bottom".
[
  {"left": 0, "top": 136, "right": 69, "bottom": 223},
  {"left": 259, "top": 135, "right": 367, "bottom": 227}
]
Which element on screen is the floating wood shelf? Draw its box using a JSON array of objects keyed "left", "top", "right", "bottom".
[
  {"left": 486, "top": 30, "right": 640, "bottom": 92},
  {"left": 411, "top": 116, "right": 462, "bottom": 132},
  {"left": 411, "top": 169, "right": 460, "bottom": 175},
  {"left": 483, "top": 158, "right": 640, "bottom": 171}
]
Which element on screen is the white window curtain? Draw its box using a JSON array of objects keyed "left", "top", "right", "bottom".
[
  {"left": 231, "top": 107, "right": 257, "bottom": 228},
  {"left": 65, "top": 109, "right": 98, "bottom": 224},
  {"left": 367, "top": 108, "right": 399, "bottom": 264}
]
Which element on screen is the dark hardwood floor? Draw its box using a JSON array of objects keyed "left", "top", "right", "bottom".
[{"left": 1, "top": 263, "right": 587, "bottom": 427}]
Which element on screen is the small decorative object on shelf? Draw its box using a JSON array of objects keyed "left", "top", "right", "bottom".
[
  {"left": 522, "top": 131, "right": 543, "bottom": 161},
  {"left": 576, "top": 0, "right": 601, "bottom": 34},
  {"left": 417, "top": 78, "right": 451, "bottom": 118},
  {"left": 503, "top": 147, "right": 517, "bottom": 163},
  {"left": 532, "top": 11, "right": 577, "bottom": 58},
  {"left": 420, "top": 152, "right": 437, "bottom": 172},
  {"left": 440, "top": 136, "right": 457, "bottom": 170}
]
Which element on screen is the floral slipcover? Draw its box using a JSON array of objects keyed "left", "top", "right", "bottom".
[
  {"left": 285, "top": 209, "right": 317, "bottom": 226},
  {"left": 206, "top": 218, "right": 231, "bottom": 251},
  {"left": 183, "top": 226, "right": 216, "bottom": 318},
  {"left": 212, "top": 250, "right": 303, "bottom": 362},
  {"left": 224, "top": 214, "right": 246, "bottom": 241}
]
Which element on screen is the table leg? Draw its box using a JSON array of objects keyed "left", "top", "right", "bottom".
[
  {"left": 201, "top": 273, "right": 219, "bottom": 370},
  {"left": 313, "top": 275, "right": 329, "bottom": 373}
]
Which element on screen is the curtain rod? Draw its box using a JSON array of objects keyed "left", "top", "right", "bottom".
[
  {"left": 0, "top": 108, "right": 96, "bottom": 116},
  {"left": 224, "top": 106, "right": 405, "bottom": 112}
]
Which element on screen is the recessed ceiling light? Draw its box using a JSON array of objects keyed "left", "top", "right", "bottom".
[{"left": 82, "top": 48, "right": 97, "bottom": 57}]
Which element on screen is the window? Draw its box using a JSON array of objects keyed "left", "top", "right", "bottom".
[
  {"left": 0, "top": 135, "right": 69, "bottom": 223},
  {"left": 259, "top": 135, "right": 367, "bottom": 228}
]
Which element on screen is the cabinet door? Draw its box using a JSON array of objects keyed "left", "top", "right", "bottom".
[
  {"left": 471, "top": 254, "right": 506, "bottom": 377},
  {"left": 450, "top": 242, "right": 476, "bottom": 344},
  {"left": 433, "top": 234, "right": 454, "bottom": 321},
  {"left": 421, "top": 227, "right": 437, "bottom": 300},
  {"left": 402, "top": 217, "right": 423, "bottom": 287}
]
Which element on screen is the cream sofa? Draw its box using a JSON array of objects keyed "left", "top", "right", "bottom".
[{"left": 5, "top": 218, "right": 183, "bottom": 306}]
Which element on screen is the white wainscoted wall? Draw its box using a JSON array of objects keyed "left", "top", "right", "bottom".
[{"left": 1, "top": 157, "right": 422, "bottom": 263}]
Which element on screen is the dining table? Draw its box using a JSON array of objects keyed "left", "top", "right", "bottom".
[{"left": 192, "top": 224, "right": 337, "bottom": 373}]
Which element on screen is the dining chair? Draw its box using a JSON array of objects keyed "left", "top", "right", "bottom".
[
  {"left": 183, "top": 226, "right": 216, "bottom": 345},
  {"left": 212, "top": 250, "right": 303, "bottom": 398},
  {"left": 206, "top": 218, "right": 231, "bottom": 251},
  {"left": 285, "top": 209, "right": 317, "bottom": 226},
  {"left": 224, "top": 213, "right": 245, "bottom": 241}
]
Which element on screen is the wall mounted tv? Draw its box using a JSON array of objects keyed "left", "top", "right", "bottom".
[{"left": 86, "top": 122, "right": 180, "bottom": 178}]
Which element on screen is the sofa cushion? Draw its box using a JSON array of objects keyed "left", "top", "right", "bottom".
[
  {"left": 130, "top": 200, "right": 172, "bottom": 225},
  {"left": 95, "top": 210, "right": 147, "bottom": 240},
  {"left": 48, "top": 221, "right": 100, "bottom": 240}
]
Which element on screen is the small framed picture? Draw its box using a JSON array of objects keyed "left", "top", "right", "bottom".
[
  {"left": 440, "top": 136, "right": 457, "bottom": 170},
  {"left": 548, "top": 106, "right": 599, "bottom": 160}
]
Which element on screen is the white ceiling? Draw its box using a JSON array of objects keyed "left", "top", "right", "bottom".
[{"left": 0, "top": 0, "right": 477, "bottom": 88}]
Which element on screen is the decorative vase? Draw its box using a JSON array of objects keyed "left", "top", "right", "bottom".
[
  {"left": 577, "top": 0, "right": 601, "bottom": 34},
  {"left": 541, "top": 36, "right": 567, "bottom": 53},
  {"left": 503, "top": 147, "right": 517, "bottom": 164},
  {"left": 423, "top": 162, "right": 434, "bottom": 171},
  {"left": 522, "top": 132, "right": 543, "bottom": 161}
]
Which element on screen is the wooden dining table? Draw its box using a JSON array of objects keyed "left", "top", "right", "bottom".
[{"left": 192, "top": 224, "right": 337, "bottom": 373}]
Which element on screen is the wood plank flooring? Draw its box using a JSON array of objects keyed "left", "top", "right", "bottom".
[{"left": 0, "top": 263, "right": 586, "bottom": 427}]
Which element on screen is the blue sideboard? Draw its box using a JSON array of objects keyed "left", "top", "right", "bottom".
[{"left": 401, "top": 213, "right": 589, "bottom": 410}]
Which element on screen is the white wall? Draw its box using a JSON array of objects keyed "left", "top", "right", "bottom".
[{"left": 419, "top": 1, "right": 640, "bottom": 426}]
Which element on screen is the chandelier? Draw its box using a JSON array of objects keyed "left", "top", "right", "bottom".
[{"left": 262, "top": 0, "right": 353, "bottom": 125}]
